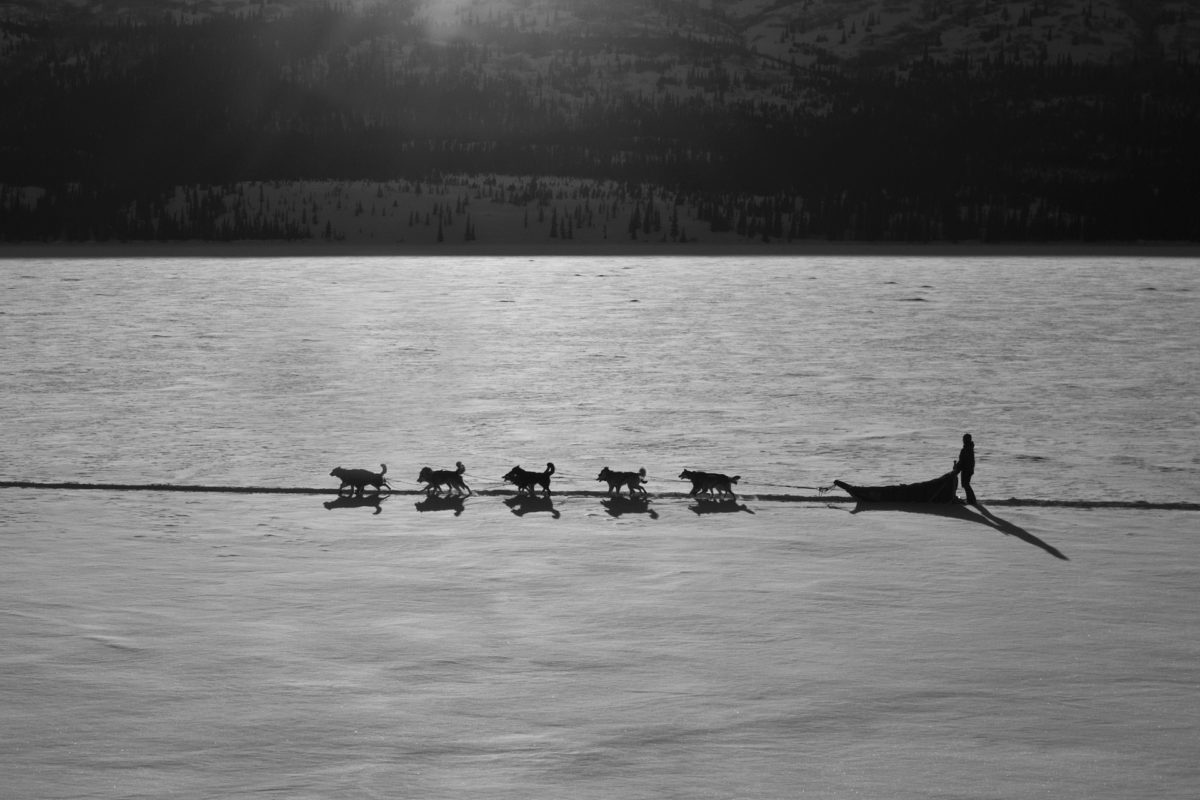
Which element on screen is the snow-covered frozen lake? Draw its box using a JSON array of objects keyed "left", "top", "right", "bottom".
[
  {"left": 3, "top": 254, "right": 1197, "bottom": 501},
  {"left": 3, "top": 490, "right": 1198, "bottom": 799},
  {"left": 2, "top": 254, "right": 1198, "bottom": 798}
]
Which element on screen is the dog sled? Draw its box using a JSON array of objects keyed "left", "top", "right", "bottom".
[{"left": 834, "top": 470, "right": 959, "bottom": 504}]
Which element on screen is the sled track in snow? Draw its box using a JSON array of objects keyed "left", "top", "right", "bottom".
[{"left": 2, "top": 481, "right": 1198, "bottom": 511}]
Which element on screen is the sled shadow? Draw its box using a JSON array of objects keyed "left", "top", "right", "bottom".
[
  {"left": 324, "top": 495, "right": 388, "bottom": 515},
  {"left": 414, "top": 495, "right": 467, "bottom": 516},
  {"left": 601, "top": 496, "right": 659, "bottom": 519},
  {"left": 850, "top": 501, "right": 1068, "bottom": 560},
  {"left": 504, "top": 495, "right": 561, "bottom": 519},
  {"left": 689, "top": 498, "right": 755, "bottom": 516}
]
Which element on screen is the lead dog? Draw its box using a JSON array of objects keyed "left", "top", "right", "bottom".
[
  {"left": 503, "top": 462, "right": 555, "bottom": 496},
  {"left": 417, "top": 461, "right": 472, "bottom": 496},
  {"left": 678, "top": 468, "right": 740, "bottom": 498},
  {"left": 596, "top": 466, "right": 648, "bottom": 496},
  {"left": 330, "top": 463, "right": 391, "bottom": 496}
]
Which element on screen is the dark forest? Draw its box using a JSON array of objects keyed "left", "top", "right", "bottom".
[{"left": 2, "top": 3, "right": 1197, "bottom": 243}]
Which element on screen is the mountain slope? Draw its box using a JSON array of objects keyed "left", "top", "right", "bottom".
[{"left": 2, "top": 0, "right": 1198, "bottom": 244}]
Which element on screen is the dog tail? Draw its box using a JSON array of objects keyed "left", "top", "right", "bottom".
[
  {"left": 380, "top": 464, "right": 388, "bottom": 475},
  {"left": 456, "top": 461, "right": 465, "bottom": 474},
  {"left": 546, "top": 462, "right": 556, "bottom": 476}
]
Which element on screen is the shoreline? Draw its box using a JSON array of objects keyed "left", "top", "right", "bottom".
[{"left": 3, "top": 239, "right": 1199, "bottom": 259}]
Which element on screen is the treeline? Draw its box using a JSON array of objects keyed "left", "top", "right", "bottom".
[
  {"left": 2, "top": 6, "right": 1198, "bottom": 242},
  {"left": 3, "top": 174, "right": 1175, "bottom": 246}
]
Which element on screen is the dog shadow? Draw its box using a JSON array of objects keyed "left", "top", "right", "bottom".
[
  {"left": 504, "top": 495, "right": 561, "bottom": 519},
  {"left": 601, "top": 496, "right": 660, "bottom": 519},
  {"left": 849, "top": 501, "right": 1068, "bottom": 560},
  {"left": 414, "top": 495, "right": 467, "bottom": 516},
  {"left": 689, "top": 498, "right": 755, "bottom": 515},
  {"left": 324, "top": 495, "right": 388, "bottom": 515}
]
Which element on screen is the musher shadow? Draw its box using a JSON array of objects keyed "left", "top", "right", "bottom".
[
  {"left": 505, "top": 495, "right": 561, "bottom": 519},
  {"left": 602, "top": 496, "right": 660, "bottom": 519},
  {"left": 414, "top": 494, "right": 467, "bottom": 516},
  {"left": 850, "top": 501, "right": 1068, "bottom": 560},
  {"left": 324, "top": 494, "right": 388, "bottom": 515}
]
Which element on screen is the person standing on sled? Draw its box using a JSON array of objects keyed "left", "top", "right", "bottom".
[{"left": 955, "top": 433, "right": 977, "bottom": 505}]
